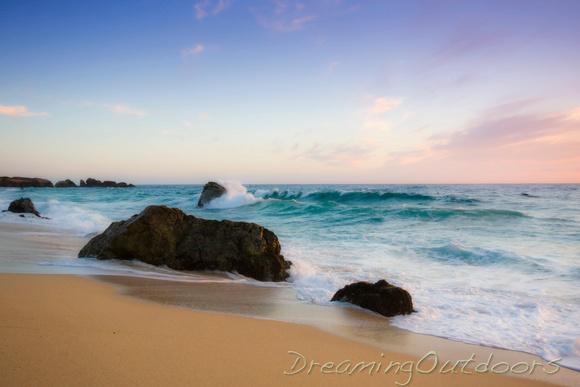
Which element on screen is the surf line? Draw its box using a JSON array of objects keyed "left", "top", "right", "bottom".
[{"left": 283, "top": 351, "right": 561, "bottom": 386}]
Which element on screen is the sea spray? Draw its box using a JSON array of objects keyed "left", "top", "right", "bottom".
[{"left": 205, "top": 180, "right": 262, "bottom": 209}]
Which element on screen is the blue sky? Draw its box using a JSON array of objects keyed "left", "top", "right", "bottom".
[{"left": 1, "top": 0, "right": 579, "bottom": 184}]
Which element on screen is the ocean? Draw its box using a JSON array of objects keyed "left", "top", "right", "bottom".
[{"left": 1, "top": 182, "right": 579, "bottom": 371}]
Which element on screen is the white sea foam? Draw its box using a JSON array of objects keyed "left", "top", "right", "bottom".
[
  {"left": 284, "top": 241, "right": 580, "bottom": 371},
  {"left": 205, "top": 180, "right": 262, "bottom": 209},
  {"left": 0, "top": 199, "right": 112, "bottom": 235},
  {"left": 43, "top": 200, "right": 112, "bottom": 234},
  {"left": 43, "top": 258, "right": 287, "bottom": 287}
]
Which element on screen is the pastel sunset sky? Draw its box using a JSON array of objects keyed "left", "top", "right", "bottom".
[{"left": 1, "top": 0, "right": 579, "bottom": 184}]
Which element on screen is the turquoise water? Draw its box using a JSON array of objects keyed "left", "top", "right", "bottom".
[{"left": 1, "top": 182, "right": 579, "bottom": 370}]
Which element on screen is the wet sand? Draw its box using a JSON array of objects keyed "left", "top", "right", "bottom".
[{"left": 1, "top": 273, "right": 573, "bottom": 386}]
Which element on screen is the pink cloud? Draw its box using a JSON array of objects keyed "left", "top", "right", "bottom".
[
  {"left": 182, "top": 44, "right": 205, "bottom": 57},
  {"left": 0, "top": 104, "right": 48, "bottom": 117},
  {"left": 384, "top": 105, "right": 580, "bottom": 183},
  {"left": 433, "top": 113, "right": 579, "bottom": 151}
]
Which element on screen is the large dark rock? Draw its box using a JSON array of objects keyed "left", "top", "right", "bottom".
[
  {"left": 0, "top": 176, "right": 53, "bottom": 188},
  {"left": 81, "top": 178, "right": 134, "bottom": 188},
  {"left": 5, "top": 197, "right": 41, "bottom": 217},
  {"left": 78, "top": 205, "right": 291, "bottom": 282},
  {"left": 197, "top": 181, "right": 227, "bottom": 208},
  {"left": 331, "top": 279, "right": 415, "bottom": 317},
  {"left": 55, "top": 179, "right": 78, "bottom": 188}
]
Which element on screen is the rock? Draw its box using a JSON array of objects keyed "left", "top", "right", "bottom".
[
  {"left": 197, "top": 181, "right": 227, "bottom": 207},
  {"left": 55, "top": 179, "right": 78, "bottom": 188},
  {"left": 85, "top": 178, "right": 103, "bottom": 187},
  {"left": 78, "top": 205, "right": 291, "bottom": 282},
  {"left": 81, "top": 178, "right": 134, "bottom": 188},
  {"left": 0, "top": 176, "right": 53, "bottom": 188},
  {"left": 521, "top": 193, "right": 539, "bottom": 198},
  {"left": 5, "top": 197, "right": 41, "bottom": 217},
  {"left": 331, "top": 279, "right": 415, "bottom": 317},
  {"left": 115, "top": 182, "right": 135, "bottom": 187}
]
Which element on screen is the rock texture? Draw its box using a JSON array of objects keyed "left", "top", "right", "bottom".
[
  {"left": 55, "top": 179, "right": 78, "bottom": 188},
  {"left": 4, "top": 197, "right": 41, "bottom": 217},
  {"left": 78, "top": 205, "right": 291, "bottom": 282},
  {"left": 331, "top": 279, "right": 415, "bottom": 317},
  {"left": 80, "top": 178, "right": 135, "bottom": 188},
  {"left": 197, "top": 182, "right": 227, "bottom": 208},
  {"left": 0, "top": 176, "right": 53, "bottom": 188}
]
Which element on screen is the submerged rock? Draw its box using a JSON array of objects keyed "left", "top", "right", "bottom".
[
  {"left": 55, "top": 179, "right": 78, "bottom": 188},
  {"left": 0, "top": 176, "right": 53, "bottom": 188},
  {"left": 5, "top": 197, "right": 41, "bottom": 217},
  {"left": 78, "top": 205, "right": 291, "bottom": 282},
  {"left": 197, "top": 181, "right": 227, "bottom": 208},
  {"left": 331, "top": 279, "right": 415, "bottom": 317}
]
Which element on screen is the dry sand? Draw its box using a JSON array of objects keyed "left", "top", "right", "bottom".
[{"left": 1, "top": 273, "right": 576, "bottom": 387}]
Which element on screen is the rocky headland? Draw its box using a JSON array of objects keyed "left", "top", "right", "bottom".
[
  {"left": 0, "top": 177, "right": 53, "bottom": 188},
  {"left": 0, "top": 176, "right": 135, "bottom": 188}
]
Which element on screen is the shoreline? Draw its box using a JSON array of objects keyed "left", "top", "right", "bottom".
[
  {"left": 1, "top": 273, "right": 575, "bottom": 386},
  {"left": 1, "top": 220, "right": 579, "bottom": 385}
]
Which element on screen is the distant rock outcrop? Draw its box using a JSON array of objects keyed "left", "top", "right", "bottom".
[
  {"left": 55, "top": 179, "right": 78, "bottom": 188},
  {"left": 78, "top": 205, "right": 291, "bottom": 282},
  {"left": 4, "top": 197, "right": 41, "bottom": 217},
  {"left": 331, "top": 279, "right": 415, "bottom": 317},
  {"left": 197, "top": 181, "right": 227, "bottom": 207},
  {"left": 80, "top": 178, "right": 135, "bottom": 188},
  {"left": 0, "top": 176, "right": 53, "bottom": 188}
]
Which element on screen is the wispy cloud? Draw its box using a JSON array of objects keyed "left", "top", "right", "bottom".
[
  {"left": 388, "top": 105, "right": 580, "bottom": 171},
  {"left": 567, "top": 107, "right": 580, "bottom": 121},
  {"left": 360, "top": 96, "right": 403, "bottom": 132},
  {"left": 363, "top": 120, "right": 391, "bottom": 132},
  {"left": 296, "top": 141, "right": 377, "bottom": 168},
  {"left": 261, "top": 14, "right": 317, "bottom": 32},
  {"left": 367, "top": 96, "right": 403, "bottom": 115},
  {"left": 254, "top": 1, "right": 317, "bottom": 32},
  {"left": 182, "top": 44, "right": 205, "bottom": 57},
  {"left": 433, "top": 113, "right": 579, "bottom": 152},
  {"left": 105, "top": 104, "right": 147, "bottom": 117},
  {"left": 159, "top": 130, "right": 186, "bottom": 140},
  {"left": 195, "top": 0, "right": 232, "bottom": 20},
  {"left": 0, "top": 104, "right": 48, "bottom": 117},
  {"left": 326, "top": 60, "right": 339, "bottom": 74}
]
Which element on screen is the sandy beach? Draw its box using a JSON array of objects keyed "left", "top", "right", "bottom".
[{"left": 0, "top": 272, "right": 577, "bottom": 386}]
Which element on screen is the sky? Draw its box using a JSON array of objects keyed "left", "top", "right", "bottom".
[{"left": 1, "top": 0, "right": 579, "bottom": 184}]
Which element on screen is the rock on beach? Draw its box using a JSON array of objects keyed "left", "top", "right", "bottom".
[
  {"left": 78, "top": 205, "right": 291, "bottom": 282},
  {"left": 4, "top": 197, "right": 41, "bottom": 217},
  {"left": 331, "top": 279, "right": 415, "bottom": 317}
]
